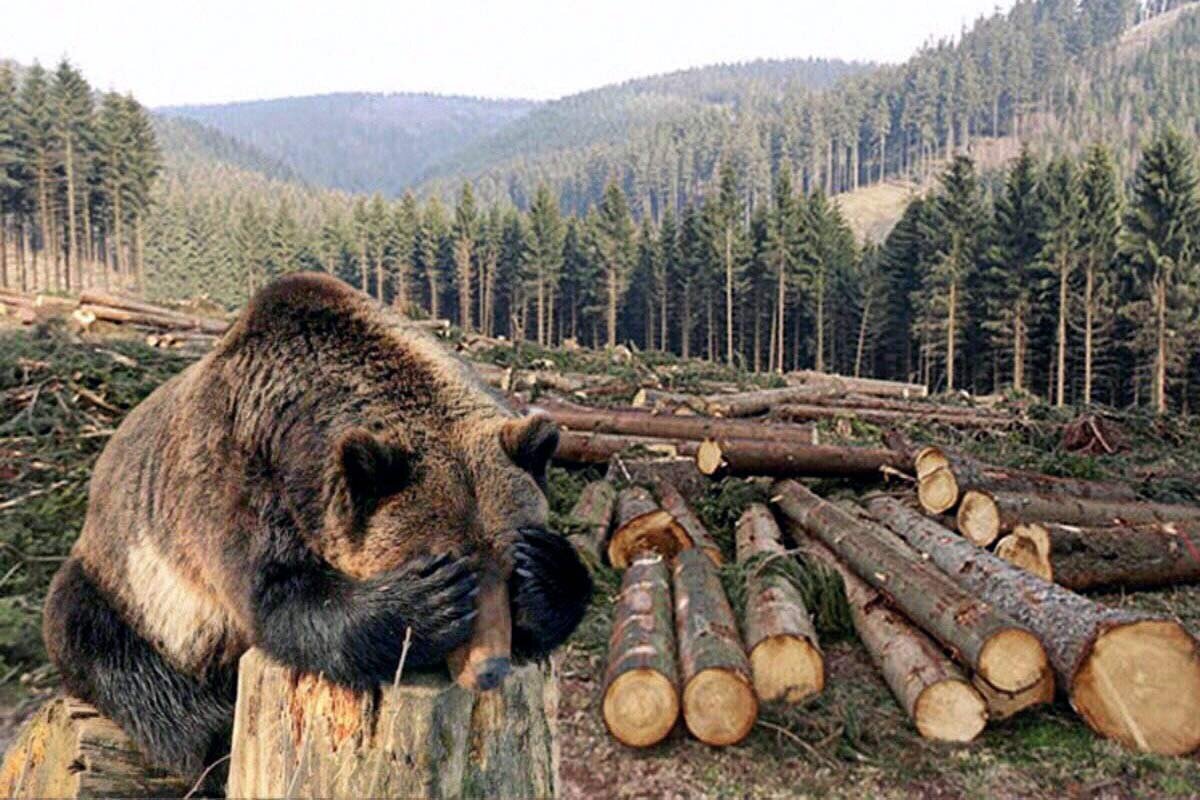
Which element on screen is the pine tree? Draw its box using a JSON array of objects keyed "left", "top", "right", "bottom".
[
  {"left": 714, "top": 161, "right": 742, "bottom": 364},
  {"left": 766, "top": 163, "right": 803, "bottom": 372},
  {"left": 0, "top": 65, "right": 22, "bottom": 289},
  {"left": 18, "top": 64, "right": 58, "bottom": 290},
  {"left": 525, "top": 184, "right": 564, "bottom": 345},
  {"left": 595, "top": 181, "right": 635, "bottom": 347},
  {"left": 452, "top": 182, "right": 477, "bottom": 331},
  {"left": 990, "top": 147, "right": 1044, "bottom": 392},
  {"left": 51, "top": 60, "right": 94, "bottom": 289},
  {"left": 1041, "top": 155, "right": 1080, "bottom": 406},
  {"left": 1077, "top": 143, "right": 1122, "bottom": 405},
  {"left": 1121, "top": 128, "right": 1200, "bottom": 413}
]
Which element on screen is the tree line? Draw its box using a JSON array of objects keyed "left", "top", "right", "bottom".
[{"left": 0, "top": 61, "right": 161, "bottom": 294}]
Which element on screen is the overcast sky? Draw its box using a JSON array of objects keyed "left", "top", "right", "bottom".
[{"left": 3, "top": 1, "right": 1014, "bottom": 107}]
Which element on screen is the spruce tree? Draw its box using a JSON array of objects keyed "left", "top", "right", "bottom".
[
  {"left": 51, "top": 60, "right": 94, "bottom": 288},
  {"left": 596, "top": 181, "right": 634, "bottom": 348},
  {"left": 525, "top": 184, "right": 564, "bottom": 345},
  {"left": 452, "top": 182, "right": 477, "bottom": 331},
  {"left": 1077, "top": 143, "right": 1122, "bottom": 405},
  {"left": 1121, "top": 128, "right": 1200, "bottom": 413},
  {"left": 766, "top": 163, "right": 803, "bottom": 372},
  {"left": 0, "top": 65, "right": 22, "bottom": 289},
  {"left": 1040, "top": 154, "right": 1080, "bottom": 406}
]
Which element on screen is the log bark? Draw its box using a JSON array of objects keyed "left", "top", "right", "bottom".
[
  {"left": 865, "top": 497, "right": 1200, "bottom": 755},
  {"left": 0, "top": 696, "right": 190, "bottom": 799},
  {"left": 654, "top": 479, "right": 724, "bottom": 566},
  {"left": 556, "top": 431, "right": 902, "bottom": 481},
  {"left": 565, "top": 480, "right": 616, "bottom": 562},
  {"left": 672, "top": 549, "right": 758, "bottom": 745},
  {"left": 608, "top": 486, "right": 690, "bottom": 568},
  {"left": 606, "top": 456, "right": 710, "bottom": 504},
  {"left": 772, "top": 482, "right": 1047, "bottom": 693},
  {"left": 531, "top": 398, "right": 815, "bottom": 445},
  {"left": 79, "top": 290, "right": 229, "bottom": 334},
  {"left": 735, "top": 504, "right": 824, "bottom": 703},
  {"left": 956, "top": 489, "right": 1200, "bottom": 547},
  {"left": 694, "top": 438, "right": 903, "bottom": 479},
  {"left": 227, "top": 649, "right": 557, "bottom": 799},
  {"left": 772, "top": 403, "right": 1010, "bottom": 430},
  {"left": 602, "top": 556, "right": 680, "bottom": 747},
  {"left": 800, "top": 537, "right": 986, "bottom": 742},
  {"left": 787, "top": 370, "right": 928, "bottom": 399},
  {"left": 631, "top": 388, "right": 707, "bottom": 415},
  {"left": 996, "top": 520, "right": 1200, "bottom": 591},
  {"left": 702, "top": 385, "right": 837, "bottom": 418}
]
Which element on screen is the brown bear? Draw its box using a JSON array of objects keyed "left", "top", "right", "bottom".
[{"left": 41, "top": 272, "right": 591, "bottom": 785}]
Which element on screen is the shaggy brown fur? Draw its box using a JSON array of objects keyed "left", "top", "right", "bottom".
[{"left": 42, "top": 273, "right": 590, "bottom": 785}]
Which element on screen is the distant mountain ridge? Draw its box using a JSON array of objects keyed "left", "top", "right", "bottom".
[{"left": 157, "top": 92, "right": 539, "bottom": 195}]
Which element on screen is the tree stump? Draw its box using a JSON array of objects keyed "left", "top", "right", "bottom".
[
  {"left": 227, "top": 649, "right": 558, "bottom": 799},
  {"left": 0, "top": 695, "right": 189, "bottom": 799}
]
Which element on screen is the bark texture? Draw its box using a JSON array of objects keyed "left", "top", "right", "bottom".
[
  {"left": 226, "top": 649, "right": 557, "bottom": 799},
  {"left": 608, "top": 486, "right": 690, "bottom": 568},
  {"left": 565, "top": 480, "right": 617, "bottom": 562},
  {"left": 532, "top": 398, "right": 815, "bottom": 444},
  {"left": 655, "top": 479, "right": 724, "bottom": 566}
]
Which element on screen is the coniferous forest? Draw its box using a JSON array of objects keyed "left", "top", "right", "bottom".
[{"left": 2, "top": 0, "right": 1200, "bottom": 412}]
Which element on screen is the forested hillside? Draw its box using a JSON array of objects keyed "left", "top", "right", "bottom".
[
  {"left": 3, "top": 0, "right": 1200, "bottom": 415},
  {"left": 158, "top": 93, "right": 538, "bottom": 195}
]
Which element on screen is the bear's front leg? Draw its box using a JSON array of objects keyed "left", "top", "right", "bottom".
[
  {"left": 249, "top": 551, "right": 480, "bottom": 689},
  {"left": 509, "top": 527, "right": 593, "bottom": 659}
]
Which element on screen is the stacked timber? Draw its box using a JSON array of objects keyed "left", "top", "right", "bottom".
[
  {"left": 602, "top": 555, "right": 681, "bottom": 747},
  {"left": 735, "top": 504, "right": 824, "bottom": 704},
  {"left": 800, "top": 537, "right": 987, "bottom": 741},
  {"left": 652, "top": 479, "right": 723, "bottom": 566},
  {"left": 772, "top": 481, "right": 1049, "bottom": 696},
  {"left": 607, "top": 486, "right": 690, "bottom": 568},
  {"left": 672, "top": 549, "right": 758, "bottom": 746},
  {"left": 994, "top": 520, "right": 1200, "bottom": 591},
  {"left": 866, "top": 498, "right": 1200, "bottom": 755},
  {"left": 565, "top": 479, "right": 617, "bottom": 561}
]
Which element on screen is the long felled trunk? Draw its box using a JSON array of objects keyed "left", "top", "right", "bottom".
[
  {"left": 672, "top": 549, "right": 757, "bottom": 746},
  {"left": 772, "top": 482, "right": 1046, "bottom": 694},
  {"left": 565, "top": 480, "right": 616, "bottom": 562},
  {"left": 735, "top": 504, "right": 823, "bottom": 704},
  {"left": 608, "top": 486, "right": 689, "bottom": 568},
  {"left": 995, "top": 520, "right": 1200, "bottom": 592},
  {"left": 800, "top": 536, "right": 986, "bottom": 742},
  {"left": 865, "top": 497, "right": 1200, "bottom": 756},
  {"left": 603, "top": 555, "right": 680, "bottom": 748},
  {"left": 653, "top": 479, "right": 723, "bottom": 566}
]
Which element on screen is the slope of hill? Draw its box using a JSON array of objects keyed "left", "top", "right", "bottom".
[
  {"left": 153, "top": 115, "right": 300, "bottom": 183},
  {"left": 157, "top": 93, "right": 538, "bottom": 196}
]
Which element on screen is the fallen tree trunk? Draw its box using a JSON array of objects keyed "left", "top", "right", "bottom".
[
  {"left": 607, "top": 456, "right": 710, "bottom": 504},
  {"left": 735, "top": 504, "right": 823, "bottom": 704},
  {"left": 694, "top": 437, "right": 903, "bottom": 479},
  {"left": 79, "top": 290, "right": 229, "bottom": 334},
  {"left": 972, "top": 670, "right": 1055, "bottom": 721},
  {"left": 0, "top": 696, "right": 190, "bottom": 799},
  {"left": 554, "top": 431, "right": 687, "bottom": 465},
  {"left": 865, "top": 497, "right": 1200, "bottom": 756},
  {"left": 227, "top": 649, "right": 557, "bottom": 798},
  {"left": 995, "top": 520, "right": 1200, "bottom": 591},
  {"left": 702, "top": 385, "right": 837, "bottom": 418},
  {"left": 602, "top": 555, "right": 680, "bottom": 748},
  {"left": 631, "top": 388, "right": 707, "bottom": 414},
  {"left": 789, "top": 393, "right": 1008, "bottom": 417},
  {"left": 800, "top": 536, "right": 986, "bottom": 742},
  {"left": 787, "top": 370, "right": 928, "bottom": 399},
  {"left": 915, "top": 446, "right": 1136, "bottom": 515},
  {"left": 78, "top": 303, "right": 230, "bottom": 335},
  {"left": 672, "top": 549, "right": 758, "bottom": 746},
  {"left": 654, "top": 479, "right": 723, "bottom": 566},
  {"left": 956, "top": 489, "right": 1200, "bottom": 547},
  {"left": 772, "top": 403, "right": 1011, "bottom": 430},
  {"left": 531, "top": 398, "right": 815, "bottom": 445},
  {"left": 565, "top": 480, "right": 617, "bottom": 561},
  {"left": 772, "top": 482, "right": 1046, "bottom": 693},
  {"left": 608, "top": 486, "right": 690, "bottom": 568}
]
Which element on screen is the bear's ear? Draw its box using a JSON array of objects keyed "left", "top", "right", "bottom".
[
  {"left": 500, "top": 414, "right": 559, "bottom": 483},
  {"left": 335, "top": 429, "right": 414, "bottom": 519}
]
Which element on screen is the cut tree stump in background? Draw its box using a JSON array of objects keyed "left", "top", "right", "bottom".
[
  {"left": 0, "top": 696, "right": 189, "bottom": 799},
  {"left": 226, "top": 649, "right": 557, "bottom": 799}
]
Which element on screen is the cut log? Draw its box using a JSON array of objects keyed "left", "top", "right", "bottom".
[
  {"left": 227, "top": 649, "right": 556, "bottom": 798},
  {"left": 865, "top": 497, "right": 1200, "bottom": 755},
  {"left": 956, "top": 489, "right": 1200, "bottom": 547},
  {"left": 787, "top": 370, "right": 928, "bottom": 399},
  {"left": 531, "top": 398, "right": 815, "bottom": 445},
  {"left": 800, "top": 537, "right": 986, "bottom": 742},
  {"left": 0, "top": 696, "right": 190, "bottom": 799},
  {"left": 771, "top": 482, "right": 1047, "bottom": 693},
  {"left": 565, "top": 480, "right": 617, "bottom": 562},
  {"left": 608, "top": 486, "right": 690, "bottom": 568},
  {"left": 772, "top": 403, "right": 1011, "bottom": 430},
  {"left": 735, "top": 504, "right": 823, "bottom": 703},
  {"left": 694, "top": 438, "right": 903, "bottom": 479},
  {"left": 555, "top": 431, "right": 685, "bottom": 465},
  {"left": 996, "top": 520, "right": 1200, "bottom": 591},
  {"left": 672, "top": 549, "right": 758, "bottom": 746},
  {"left": 606, "top": 456, "right": 710, "bottom": 504},
  {"left": 631, "top": 388, "right": 706, "bottom": 414},
  {"left": 654, "top": 479, "right": 724, "bottom": 566},
  {"left": 787, "top": 393, "right": 1009, "bottom": 417},
  {"left": 701, "top": 385, "right": 836, "bottom": 418},
  {"left": 972, "top": 669, "right": 1055, "bottom": 721},
  {"left": 447, "top": 567, "right": 511, "bottom": 691},
  {"left": 79, "top": 290, "right": 229, "bottom": 334},
  {"left": 602, "top": 556, "right": 680, "bottom": 747}
]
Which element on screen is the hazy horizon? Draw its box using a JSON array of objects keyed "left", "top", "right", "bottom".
[{"left": 5, "top": 0, "right": 1014, "bottom": 107}]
